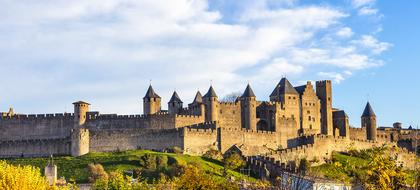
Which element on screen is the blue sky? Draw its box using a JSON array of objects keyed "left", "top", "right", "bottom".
[{"left": 0, "top": 0, "right": 418, "bottom": 128}]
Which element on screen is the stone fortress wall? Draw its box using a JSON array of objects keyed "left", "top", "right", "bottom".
[{"left": 0, "top": 78, "right": 418, "bottom": 167}]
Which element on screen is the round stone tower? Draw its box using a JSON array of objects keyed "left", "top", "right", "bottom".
[
  {"left": 361, "top": 102, "right": 377, "bottom": 141},
  {"left": 241, "top": 84, "right": 257, "bottom": 130},
  {"left": 203, "top": 86, "right": 219, "bottom": 122},
  {"left": 143, "top": 85, "right": 161, "bottom": 115},
  {"left": 73, "top": 101, "right": 90, "bottom": 126},
  {"left": 71, "top": 101, "right": 90, "bottom": 157}
]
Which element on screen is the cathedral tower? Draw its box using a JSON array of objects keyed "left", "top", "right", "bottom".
[
  {"left": 241, "top": 84, "right": 257, "bottom": 130},
  {"left": 203, "top": 86, "right": 219, "bottom": 122},
  {"left": 143, "top": 85, "right": 161, "bottom": 115},
  {"left": 168, "top": 91, "right": 183, "bottom": 114},
  {"left": 361, "top": 102, "right": 377, "bottom": 141},
  {"left": 316, "top": 80, "right": 333, "bottom": 135}
]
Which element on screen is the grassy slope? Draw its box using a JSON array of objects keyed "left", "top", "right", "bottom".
[
  {"left": 309, "top": 153, "right": 368, "bottom": 184},
  {"left": 4, "top": 150, "right": 256, "bottom": 183},
  {"left": 310, "top": 152, "right": 418, "bottom": 185}
]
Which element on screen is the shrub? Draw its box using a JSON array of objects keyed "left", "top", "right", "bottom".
[
  {"left": 203, "top": 149, "right": 223, "bottom": 160},
  {"left": 87, "top": 163, "right": 108, "bottom": 183},
  {"left": 156, "top": 155, "right": 168, "bottom": 168},
  {"left": 223, "top": 153, "right": 245, "bottom": 171},
  {"left": 139, "top": 154, "right": 157, "bottom": 170}
]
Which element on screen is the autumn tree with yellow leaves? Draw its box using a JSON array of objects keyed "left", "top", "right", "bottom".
[{"left": 0, "top": 160, "right": 72, "bottom": 190}]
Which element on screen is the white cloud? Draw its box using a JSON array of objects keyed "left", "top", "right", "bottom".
[
  {"left": 0, "top": 0, "right": 391, "bottom": 113},
  {"left": 353, "top": 35, "right": 392, "bottom": 54},
  {"left": 318, "top": 72, "right": 345, "bottom": 84},
  {"left": 358, "top": 7, "right": 378, "bottom": 15},
  {"left": 352, "top": 0, "right": 376, "bottom": 8},
  {"left": 336, "top": 27, "right": 354, "bottom": 38},
  {"left": 259, "top": 58, "right": 303, "bottom": 77}
]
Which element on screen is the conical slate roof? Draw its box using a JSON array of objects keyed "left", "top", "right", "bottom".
[
  {"left": 362, "top": 102, "right": 376, "bottom": 117},
  {"left": 144, "top": 85, "right": 160, "bottom": 99},
  {"left": 193, "top": 91, "right": 203, "bottom": 103},
  {"left": 241, "top": 84, "right": 256, "bottom": 98},
  {"left": 203, "top": 86, "right": 218, "bottom": 98},
  {"left": 270, "top": 78, "right": 298, "bottom": 97},
  {"left": 169, "top": 91, "right": 182, "bottom": 103}
]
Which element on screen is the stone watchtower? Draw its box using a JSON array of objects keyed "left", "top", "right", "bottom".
[
  {"left": 203, "top": 86, "right": 219, "bottom": 122},
  {"left": 168, "top": 91, "right": 183, "bottom": 115},
  {"left": 361, "top": 102, "right": 377, "bottom": 141},
  {"left": 316, "top": 80, "right": 333, "bottom": 136},
  {"left": 143, "top": 85, "right": 161, "bottom": 115},
  {"left": 241, "top": 84, "right": 257, "bottom": 131},
  {"left": 71, "top": 101, "right": 90, "bottom": 157}
]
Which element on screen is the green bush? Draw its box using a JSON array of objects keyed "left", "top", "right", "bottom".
[
  {"left": 139, "top": 154, "right": 157, "bottom": 170},
  {"left": 203, "top": 149, "right": 223, "bottom": 160},
  {"left": 156, "top": 155, "right": 168, "bottom": 168}
]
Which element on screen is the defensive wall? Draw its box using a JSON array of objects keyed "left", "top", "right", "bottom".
[
  {"left": 0, "top": 137, "right": 70, "bottom": 158},
  {"left": 0, "top": 113, "right": 74, "bottom": 140},
  {"left": 265, "top": 134, "right": 418, "bottom": 169}
]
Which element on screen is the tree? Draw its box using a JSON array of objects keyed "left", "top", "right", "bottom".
[
  {"left": 221, "top": 92, "right": 241, "bottom": 103},
  {"left": 223, "top": 153, "right": 245, "bottom": 176},
  {"left": 87, "top": 163, "right": 109, "bottom": 183},
  {"left": 0, "top": 160, "right": 71, "bottom": 190},
  {"left": 356, "top": 146, "right": 408, "bottom": 190}
]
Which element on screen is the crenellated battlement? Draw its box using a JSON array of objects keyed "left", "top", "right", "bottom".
[
  {"left": 219, "top": 102, "right": 240, "bottom": 106},
  {"left": 175, "top": 114, "right": 203, "bottom": 119},
  {"left": 0, "top": 113, "right": 74, "bottom": 120},
  {"left": 220, "top": 127, "right": 276, "bottom": 134}
]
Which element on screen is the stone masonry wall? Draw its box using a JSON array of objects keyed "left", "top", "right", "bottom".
[
  {"left": 0, "top": 138, "right": 70, "bottom": 158},
  {"left": 0, "top": 114, "right": 74, "bottom": 140},
  {"left": 89, "top": 128, "right": 184, "bottom": 152},
  {"left": 218, "top": 103, "right": 242, "bottom": 129}
]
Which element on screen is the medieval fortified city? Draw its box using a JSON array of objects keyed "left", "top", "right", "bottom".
[
  {"left": 0, "top": 78, "right": 419, "bottom": 189},
  {"left": 0, "top": 1, "right": 419, "bottom": 190}
]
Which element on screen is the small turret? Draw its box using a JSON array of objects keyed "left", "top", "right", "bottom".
[
  {"left": 189, "top": 91, "right": 205, "bottom": 116},
  {"left": 203, "top": 86, "right": 219, "bottom": 122},
  {"left": 143, "top": 85, "right": 161, "bottom": 115},
  {"left": 168, "top": 91, "right": 183, "bottom": 114},
  {"left": 241, "top": 84, "right": 257, "bottom": 130},
  {"left": 361, "top": 102, "right": 377, "bottom": 141}
]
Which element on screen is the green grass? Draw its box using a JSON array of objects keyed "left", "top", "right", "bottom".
[
  {"left": 310, "top": 152, "right": 418, "bottom": 186},
  {"left": 3, "top": 150, "right": 256, "bottom": 183},
  {"left": 309, "top": 152, "right": 369, "bottom": 184}
]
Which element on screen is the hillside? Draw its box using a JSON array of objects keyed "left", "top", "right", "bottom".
[{"left": 5, "top": 150, "right": 257, "bottom": 184}]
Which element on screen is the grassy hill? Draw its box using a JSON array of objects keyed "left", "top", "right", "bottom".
[
  {"left": 309, "top": 151, "right": 419, "bottom": 187},
  {"left": 4, "top": 150, "right": 257, "bottom": 183}
]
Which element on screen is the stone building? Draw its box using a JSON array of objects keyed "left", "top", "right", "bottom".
[{"left": 0, "top": 78, "right": 418, "bottom": 167}]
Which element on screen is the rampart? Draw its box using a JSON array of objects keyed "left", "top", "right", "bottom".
[
  {"left": 89, "top": 128, "right": 184, "bottom": 152},
  {"left": 0, "top": 113, "right": 74, "bottom": 141},
  {"left": 0, "top": 137, "right": 70, "bottom": 158}
]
